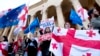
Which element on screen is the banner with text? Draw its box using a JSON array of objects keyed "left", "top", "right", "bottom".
[
  {"left": 40, "top": 17, "right": 55, "bottom": 31},
  {"left": 38, "top": 33, "right": 52, "bottom": 42}
]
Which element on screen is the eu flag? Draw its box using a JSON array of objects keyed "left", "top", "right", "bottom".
[
  {"left": 0, "top": 4, "right": 25, "bottom": 28},
  {"left": 70, "top": 9, "right": 83, "bottom": 26},
  {"left": 24, "top": 17, "right": 39, "bottom": 34}
]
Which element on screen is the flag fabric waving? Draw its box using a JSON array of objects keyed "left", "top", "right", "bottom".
[
  {"left": 24, "top": 17, "right": 39, "bottom": 34},
  {"left": 0, "top": 9, "right": 11, "bottom": 18},
  {"left": 49, "top": 27, "right": 100, "bottom": 56},
  {"left": 14, "top": 4, "right": 28, "bottom": 35},
  {"left": 0, "top": 41, "right": 9, "bottom": 56},
  {"left": 70, "top": 9, "right": 83, "bottom": 26},
  {"left": 77, "top": 7, "right": 89, "bottom": 21},
  {"left": 49, "top": 38, "right": 63, "bottom": 56},
  {"left": 17, "top": 4, "right": 28, "bottom": 29},
  {"left": 0, "top": 4, "right": 25, "bottom": 28}
]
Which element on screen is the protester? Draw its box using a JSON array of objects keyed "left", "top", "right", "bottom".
[
  {"left": 64, "top": 22, "right": 71, "bottom": 29},
  {"left": 13, "top": 35, "right": 23, "bottom": 56},
  {"left": 27, "top": 32, "right": 38, "bottom": 56},
  {"left": 22, "top": 36, "right": 29, "bottom": 56},
  {"left": 39, "top": 29, "right": 44, "bottom": 35},
  {"left": 8, "top": 39, "right": 15, "bottom": 56},
  {"left": 81, "top": 26, "right": 86, "bottom": 30},
  {"left": 88, "top": 8, "right": 100, "bottom": 29},
  {"left": 0, "top": 37, "right": 5, "bottom": 56},
  {"left": 40, "top": 27, "right": 54, "bottom": 56},
  {"left": 0, "top": 36, "right": 9, "bottom": 56},
  {"left": 87, "top": 23, "right": 94, "bottom": 30}
]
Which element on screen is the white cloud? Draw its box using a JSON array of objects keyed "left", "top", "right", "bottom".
[{"left": 0, "top": 0, "right": 41, "bottom": 11}]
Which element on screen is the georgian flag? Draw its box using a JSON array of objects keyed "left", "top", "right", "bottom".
[
  {"left": 0, "top": 42, "right": 8, "bottom": 56},
  {"left": 49, "top": 27, "right": 100, "bottom": 56},
  {"left": 49, "top": 38, "right": 63, "bottom": 56},
  {"left": 14, "top": 5, "right": 28, "bottom": 35},
  {"left": 77, "top": 7, "right": 89, "bottom": 21}
]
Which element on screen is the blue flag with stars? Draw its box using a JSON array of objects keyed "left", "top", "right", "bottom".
[{"left": 0, "top": 4, "right": 25, "bottom": 28}]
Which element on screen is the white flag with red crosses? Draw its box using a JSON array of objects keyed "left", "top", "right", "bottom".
[
  {"left": 14, "top": 5, "right": 28, "bottom": 35},
  {"left": 77, "top": 7, "right": 89, "bottom": 21},
  {"left": 50, "top": 27, "right": 100, "bottom": 56},
  {"left": 49, "top": 38, "right": 63, "bottom": 56}
]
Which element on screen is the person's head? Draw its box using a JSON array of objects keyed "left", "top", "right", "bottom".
[
  {"left": 2, "top": 36, "right": 8, "bottom": 42},
  {"left": 23, "top": 35, "right": 27, "bottom": 39},
  {"left": 11, "top": 38, "right": 14, "bottom": 42},
  {"left": 88, "top": 23, "right": 93, "bottom": 29},
  {"left": 88, "top": 8, "right": 99, "bottom": 18},
  {"left": 44, "top": 27, "right": 51, "bottom": 34},
  {"left": 29, "top": 32, "right": 38, "bottom": 40},
  {"left": 98, "top": 28, "right": 100, "bottom": 34},
  {"left": 93, "top": 8, "right": 99, "bottom": 14},
  {"left": 64, "top": 22, "right": 70, "bottom": 29},
  {"left": 81, "top": 27, "right": 86, "bottom": 30},
  {"left": 33, "top": 32, "right": 38, "bottom": 37},
  {"left": 9, "top": 39, "right": 14, "bottom": 43},
  {"left": 39, "top": 29, "right": 43, "bottom": 35}
]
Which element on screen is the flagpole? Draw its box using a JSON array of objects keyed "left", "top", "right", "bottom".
[
  {"left": 51, "top": 52, "right": 52, "bottom": 56},
  {"left": 26, "top": 0, "right": 31, "bottom": 7},
  {"left": 27, "top": 20, "right": 31, "bottom": 38},
  {"left": 26, "top": 0, "right": 32, "bottom": 37}
]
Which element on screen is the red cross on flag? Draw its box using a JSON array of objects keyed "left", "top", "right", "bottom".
[
  {"left": 77, "top": 7, "right": 89, "bottom": 21},
  {"left": 75, "top": 30, "right": 100, "bottom": 40},
  {"left": 0, "top": 42, "right": 8, "bottom": 56},
  {"left": 14, "top": 4, "right": 28, "bottom": 35},
  {"left": 49, "top": 27, "right": 100, "bottom": 56},
  {"left": 49, "top": 38, "right": 63, "bottom": 56}
]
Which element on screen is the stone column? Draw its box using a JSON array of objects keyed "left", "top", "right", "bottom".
[
  {"left": 30, "top": 15, "right": 34, "bottom": 24},
  {"left": 56, "top": 5, "right": 65, "bottom": 28},
  {"left": 95, "top": 0, "right": 100, "bottom": 6},
  {"left": 70, "top": 0, "right": 90, "bottom": 29},
  {"left": 27, "top": 15, "right": 35, "bottom": 38},
  {"left": 0, "top": 29, "right": 3, "bottom": 36},
  {"left": 41, "top": 8, "right": 47, "bottom": 20},
  {"left": 2, "top": 28, "right": 9, "bottom": 36},
  {"left": 8, "top": 26, "right": 15, "bottom": 42},
  {"left": 41, "top": 3, "right": 47, "bottom": 20}
]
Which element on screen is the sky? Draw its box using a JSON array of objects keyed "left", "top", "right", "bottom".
[{"left": 0, "top": 0, "right": 41, "bottom": 11}]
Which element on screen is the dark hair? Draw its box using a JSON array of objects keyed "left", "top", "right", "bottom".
[
  {"left": 44, "top": 27, "right": 51, "bottom": 34},
  {"left": 99, "top": 31, "right": 100, "bottom": 34},
  {"left": 88, "top": 9, "right": 94, "bottom": 17},
  {"left": 64, "top": 22, "right": 70, "bottom": 28},
  {"left": 64, "top": 22, "right": 68, "bottom": 28},
  {"left": 12, "top": 39, "right": 14, "bottom": 42},
  {"left": 88, "top": 23, "right": 93, "bottom": 28},
  {"left": 34, "top": 32, "right": 38, "bottom": 35},
  {"left": 98, "top": 28, "right": 100, "bottom": 34},
  {"left": 39, "top": 29, "right": 43, "bottom": 35},
  {"left": 81, "top": 27, "right": 86, "bottom": 30},
  {"left": 3, "top": 36, "right": 8, "bottom": 42}
]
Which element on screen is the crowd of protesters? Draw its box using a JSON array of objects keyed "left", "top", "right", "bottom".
[{"left": 0, "top": 8, "right": 100, "bottom": 56}]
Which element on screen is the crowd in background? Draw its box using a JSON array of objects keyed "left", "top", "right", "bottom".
[{"left": 0, "top": 8, "right": 100, "bottom": 56}]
